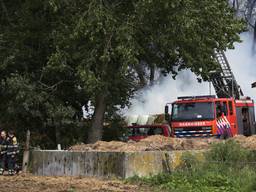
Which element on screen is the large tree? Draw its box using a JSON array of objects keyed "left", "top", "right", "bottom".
[
  {"left": 46, "top": 0, "right": 244, "bottom": 143},
  {"left": 0, "top": 0, "right": 245, "bottom": 144}
]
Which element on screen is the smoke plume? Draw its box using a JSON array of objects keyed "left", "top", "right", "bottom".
[{"left": 125, "top": 71, "right": 211, "bottom": 115}]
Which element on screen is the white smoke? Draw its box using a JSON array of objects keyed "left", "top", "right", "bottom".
[
  {"left": 126, "top": 71, "right": 211, "bottom": 115},
  {"left": 225, "top": 32, "right": 256, "bottom": 101},
  {"left": 126, "top": 32, "right": 256, "bottom": 115}
]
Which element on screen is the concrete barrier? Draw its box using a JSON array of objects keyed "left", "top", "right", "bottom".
[{"left": 30, "top": 150, "right": 204, "bottom": 178}]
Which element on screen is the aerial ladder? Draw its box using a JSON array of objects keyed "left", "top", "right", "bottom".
[{"left": 210, "top": 50, "right": 243, "bottom": 99}]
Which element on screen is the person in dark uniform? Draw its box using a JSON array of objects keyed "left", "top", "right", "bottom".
[
  {"left": 6, "top": 130, "right": 19, "bottom": 175},
  {"left": 0, "top": 131, "right": 8, "bottom": 175}
]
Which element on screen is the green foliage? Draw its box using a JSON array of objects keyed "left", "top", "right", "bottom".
[
  {"left": 178, "top": 152, "right": 202, "bottom": 171},
  {"left": 127, "top": 142, "right": 256, "bottom": 192},
  {"left": 0, "top": 0, "right": 89, "bottom": 147},
  {"left": 67, "top": 186, "right": 76, "bottom": 192},
  {"left": 102, "top": 115, "right": 127, "bottom": 141},
  {"left": 207, "top": 140, "right": 251, "bottom": 163}
]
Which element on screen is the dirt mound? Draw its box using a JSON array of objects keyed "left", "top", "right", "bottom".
[
  {"left": 69, "top": 135, "right": 220, "bottom": 152},
  {"left": 232, "top": 135, "right": 256, "bottom": 150},
  {"left": 70, "top": 141, "right": 127, "bottom": 151},
  {"left": 0, "top": 174, "right": 143, "bottom": 192}
]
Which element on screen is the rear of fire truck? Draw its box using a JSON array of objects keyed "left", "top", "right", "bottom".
[{"left": 125, "top": 115, "right": 171, "bottom": 141}]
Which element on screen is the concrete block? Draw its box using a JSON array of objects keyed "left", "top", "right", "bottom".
[
  {"left": 91, "top": 152, "right": 125, "bottom": 178},
  {"left": 43, "top": 151, "right": 72, "bottom": 176},
  {"left": 124, "top": 151, "right": 164, "bottom": 178},
  {"left": 30, "top": 150, "right": 206, "bottom": 178},
  {"left": 30, "top": 150, "right": 44, "bottom": 175},
  {"left": 71, "top": 152, "right": 85, "bottom": 176}
]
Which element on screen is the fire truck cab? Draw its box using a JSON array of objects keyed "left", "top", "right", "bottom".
[{"left": 165, "top": 95, "right": 256, "bottom": 138}]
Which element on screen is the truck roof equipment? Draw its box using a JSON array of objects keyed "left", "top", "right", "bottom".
[
  {"left": 177, "top": 95, "right": 216, "bottom": 100},
  {"left": 210, "top": 50, "right": 243, "bottom": 99}
]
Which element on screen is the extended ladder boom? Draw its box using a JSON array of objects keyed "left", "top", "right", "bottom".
[{"left": 210, "top": 50, "right": 243, "bottom": 99}]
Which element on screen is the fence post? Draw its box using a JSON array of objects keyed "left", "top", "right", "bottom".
[{"left": 22, "top": 129, "right": 30, "bottom": 173}]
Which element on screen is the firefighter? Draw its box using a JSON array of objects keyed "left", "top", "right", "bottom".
[
  {"left": 6, "top": 130, "right": 19, "bottom": 175},
  {"left": 0, "top": 131, "right": 8, "bottom": 175},
  {"left": 242, "top": 108, "right": 250, "bottom": 136}
]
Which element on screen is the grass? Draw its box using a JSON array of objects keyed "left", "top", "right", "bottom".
[{"left": 127, "top": 140, "right": 256, "bottom": 192}]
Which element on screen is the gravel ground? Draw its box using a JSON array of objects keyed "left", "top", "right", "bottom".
[{"left": 0, "top": 174, "right": 151, "bottom": 192}]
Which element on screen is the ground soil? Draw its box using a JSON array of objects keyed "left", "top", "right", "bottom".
[
  {"left": 0, "top": 174, "right": 151, "bottom": 192},
  {"left": 231, "top": 135, "right": 256, "bottom": 150},
  {"left": 69, "top": 135, "right": 256, "bottom": 152}
]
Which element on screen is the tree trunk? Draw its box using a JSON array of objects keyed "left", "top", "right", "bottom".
[
  {"left": 135, "top": 62, "right": 146, "bottom": 87},
  {"left": 87, "top": 94, "right": 106, "bottom": 143},
  {"left": 149, "top": 65, "right": 155, "bottom": 85}
]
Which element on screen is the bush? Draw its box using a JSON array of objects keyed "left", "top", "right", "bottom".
[
  {"left": 207, "top": 140, "right": 250, "bottom": 163},
  {"left": 127, "top": 140, "right": 256, "bottom": 192}
]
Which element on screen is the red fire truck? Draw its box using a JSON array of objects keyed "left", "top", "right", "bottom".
[
  {"left": 165, "top": 51, "right": 256, "bottom": 138},
  {"left": 165, "top": 95, "right": 255, "bottom": 138}
]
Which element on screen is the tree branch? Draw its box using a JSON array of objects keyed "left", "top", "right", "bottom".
[{"left": 0, "top": 0, "right": 14, "bottom": 26}]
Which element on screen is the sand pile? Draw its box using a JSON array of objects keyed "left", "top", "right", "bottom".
[
  {"left": 69, "top": 135, "right": 220, "bottom": 152},
  {"left": 70, "top": 135, "right": 256, "bottom": 152},
  {"left": 232, "top": 135, "right": 256, "bottom": 150}
]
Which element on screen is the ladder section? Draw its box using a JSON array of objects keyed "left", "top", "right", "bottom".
[{"left": 210, "top": 50, "right": 243, "bottom": 99}]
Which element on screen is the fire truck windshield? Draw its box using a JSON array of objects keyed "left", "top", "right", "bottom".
[{"left": 172, "top": 102, "right": 214, "bottom": 121}]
